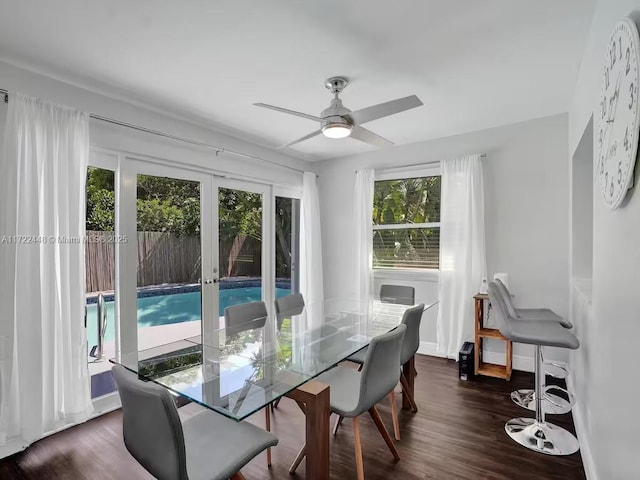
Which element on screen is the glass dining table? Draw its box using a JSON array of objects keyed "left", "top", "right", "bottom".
[{"left": 111, "top": 297, "right": 438, "bottom": 480}]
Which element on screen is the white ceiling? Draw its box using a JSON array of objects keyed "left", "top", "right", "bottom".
[{"left": 0, "top": 0, "right": 594, "bottom": 161}]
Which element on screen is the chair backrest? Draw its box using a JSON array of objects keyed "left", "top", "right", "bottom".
[
  {"left": 400, "top": 303, "right": 425, "bottom": 365},
  {"left": 494, "top": 278, "right": 519, "bottom": 318},
  {"left": 274, "top": 293, "right": 305, "bottom": 330},
  {"left": 112, "top": 365, "right": 188, "bottom": 480},
  {"left": 380, "top": 284, "right": 415, "bottom": 305},
  {"left": 224, "top": 301, "right": 268, "bottom": 337},
  {"left": 488, "top": 282, "right": 513, "bottom": 340},
  {"left": 357, "top": 324, "right": 406, "bottom": 414}
]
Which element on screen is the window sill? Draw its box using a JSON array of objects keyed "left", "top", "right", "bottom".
[{"left": 373, "top": 268, "right": 439, "bottom": 282}]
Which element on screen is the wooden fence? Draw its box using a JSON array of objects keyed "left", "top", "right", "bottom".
[{"left": 85, "top": 231, "right": 261, "bottom": 293}]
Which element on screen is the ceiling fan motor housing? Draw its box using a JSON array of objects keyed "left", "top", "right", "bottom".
[{"left": 321, "top": 97, "right": 352, "bottom": 131}]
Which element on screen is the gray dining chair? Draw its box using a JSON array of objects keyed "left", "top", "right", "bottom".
[
  {"left": 273, "top": 292, "right": 305, "bottom": 331},
  {"left": 271, "top": 293, "right": 305, "bottom": 409},
  {"left": 346, "top": 284, "right": 415, "bottom": 367},
  {"left": 379, "top": 284, "right": 415, "bottom": 305},
  {"left": 224, "top": 300, "right": 269, "bottom": 337},
  {"left": 337, "top": 303, "right": 424, "bottom": 439},
  {"left": 353, "top": 284, "right": 418, "bottom": 376},
  {"left": 289, "top": 325, "right": 407, "bottom": 480},
  {"left": 223, "top": 300, "right": 275, "bottom": 466},
  {"left": 112, "top": 365, "right": 278, "bottom": 480}
]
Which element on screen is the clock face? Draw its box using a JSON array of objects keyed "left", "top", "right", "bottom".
[{"left": 597, "top": 18, "right": 640, "bottom": 209}]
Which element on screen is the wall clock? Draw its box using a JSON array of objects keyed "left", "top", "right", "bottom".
[{"left": 597, "top": 17, "right": 640, "bottom": 209}]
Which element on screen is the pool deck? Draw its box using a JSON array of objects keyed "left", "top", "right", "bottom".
[{"left": 88, "top": 319, "right": 204, "bottom": 376}]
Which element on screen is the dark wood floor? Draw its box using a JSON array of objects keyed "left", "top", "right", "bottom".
[{"left": 0, "top": 356, "right": 586, "bottom": 480}]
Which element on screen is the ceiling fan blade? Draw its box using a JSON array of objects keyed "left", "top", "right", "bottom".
[
  {"left": 254, "top": 103, "right": 322, "bottom": 122},
  {"left": 278, "top": 129, "right": 323, "bottom": 148},
  {"left": 343, "top": 95, "right": 423, "bottom": 125},
  {"left": 350, "top": 126, "right": 393, "bottom": 147}
]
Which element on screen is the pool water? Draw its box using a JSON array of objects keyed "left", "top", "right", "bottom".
[{"left": 86, "top": 286, "right": 291, "bottom": 347}]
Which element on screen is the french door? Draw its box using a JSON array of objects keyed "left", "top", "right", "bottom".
[
  {"left": 116, "top": 159, "right": 274, "bottom": 363},
  {"left": 118, "top": 160, "right": 213, "bottom": 360},
  {"left": 213, "top": 178, "right": 273, "bottom": 326}
]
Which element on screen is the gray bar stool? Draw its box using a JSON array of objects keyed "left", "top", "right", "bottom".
[
  {"left": 488, "top": 282, "right": 580, "bottom": 456},
  {"left": 494, "top": 279, "right": 575, "bottom": 415}
]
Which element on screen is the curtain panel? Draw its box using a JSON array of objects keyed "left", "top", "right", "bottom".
[
  {"left": 436, "top": 154, "right": 487, "bottom": 359},
  {"left": 0, "top": 92, "right": 93, "bottom": 447},
  {"left": 353, "top": 169, "right": 375, "bottom": 301},
  {"left": 300, "top": 171, "right": 324, "bottom": 329}
]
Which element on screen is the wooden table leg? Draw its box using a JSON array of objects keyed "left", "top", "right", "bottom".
[
  {"left": 285, "top": 380, "right": 330, "bottom": 480},
  {"left": 402, "top": 355, "right": 416, "bottom": 411},
  {"left": 506, "top": 340, "right": 513, "bottom": 380}
]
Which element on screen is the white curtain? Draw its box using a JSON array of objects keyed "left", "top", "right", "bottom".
[
  {"left": 300, "top": 172, "right": 324, "bottom": 328},
  {"left": 436, "top": 154, "right": 487, "bottom": 359},
  {"left": 0, "top": 92, "right": 93, "bottom": 447},
  {"left": 353, "top": 169, "right": 375, "bottom": 302}
]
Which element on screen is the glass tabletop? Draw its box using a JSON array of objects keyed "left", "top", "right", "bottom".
[{"left": 111, "top": 298, "right": 437, "bottom": 421}]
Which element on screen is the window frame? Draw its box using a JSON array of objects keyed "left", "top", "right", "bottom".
[{"left": 373, "top": 164, "right": 441, "bottom": 272}]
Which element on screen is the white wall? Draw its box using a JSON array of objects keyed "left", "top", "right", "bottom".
[
  {"left": 0, "top": 60, "right": 309, "bottom": 185},
  {"left": 315, "top": 113, "right": 570, "bottom": 364},
  {"left": 569, "top": 2, "right": 640, "bottom": 479}
]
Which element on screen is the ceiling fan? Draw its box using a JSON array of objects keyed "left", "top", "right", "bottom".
[{"left": 254, "top": 77, "right": 423, "bottom": 148}]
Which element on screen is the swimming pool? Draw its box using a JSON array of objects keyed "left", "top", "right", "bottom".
[{"left": 86, "top": 286, "right": 291, "bottom": 347}]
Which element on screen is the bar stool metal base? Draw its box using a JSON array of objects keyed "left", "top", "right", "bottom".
[
  {"left": 505, "top": 418, "right": 579, "bottom": 455},
  {"left": 510, "top": 389, "right": 572, "bottom": 415}
]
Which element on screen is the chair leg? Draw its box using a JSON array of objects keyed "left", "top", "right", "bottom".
[
  {"left": 353, "top": 416, "right": 365, "bottom": 480},
  {"left": 389, "top": 391, "right": 400, "bottom": 441},
  {"left": 333, "top": 414, "right": 345, "bottom": 436},
  {"left": 231, "top": 473, "right": 246, "bottom": 480},
  {"left": 272, "top": 398, "right": 281, "bottom": 409},
  {"left": 368, "top": 406, "right": 401, "bottom": 461},
  {"left": 399, "top": 372, "right": 418, "bottom": 413},
  {"left": 288, "top": 444, "right": 306, "bottom": 474},
  {"left": 264, "top": 408, "right": 272, "bottom": 467}
]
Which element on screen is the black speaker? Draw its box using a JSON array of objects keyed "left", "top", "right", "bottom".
[{"left": 459, "top": 341, "right": 475, "bottom": 381}]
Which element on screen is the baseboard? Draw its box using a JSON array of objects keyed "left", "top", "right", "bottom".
[
  {"left": 0, "top": 437, "right": 28, "bottom": 461},
  {"left": 482, "top": 350, "right": 535, "bottom": 373},
  {"left": 417, "top": 341, "right": 446, "bottom": 357},
  {"left": 417, "top": 342, "right": 536, "bottom": 372},
  {"left": 91, "top": 391, "right": 122, "bottom": 416},
  {"left": 566, "top": 373, "right": 598, "bottom": 480}
]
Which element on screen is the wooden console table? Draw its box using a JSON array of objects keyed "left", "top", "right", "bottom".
[{"left": 474, "top": 293, "right": 512, "bottom": 380}]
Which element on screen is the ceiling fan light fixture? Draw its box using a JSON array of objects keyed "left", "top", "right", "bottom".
[{"left": 321, "top": 122, "right": 352, "bottom": 139}]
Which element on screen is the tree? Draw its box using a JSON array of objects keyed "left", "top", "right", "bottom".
[
  {"left": 372, "top": 176, "right": 441, "bottom": 268},
  {"left": 85, "top": 168, "right": 294, "bottom": 276},
  {"left": 86, "top": 169, "right": 202, "bottom": 236},
  {"left": 86, "top": 167, "right": 115, "bottom": 231}
]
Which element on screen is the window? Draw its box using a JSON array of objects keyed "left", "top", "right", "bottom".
[{"left": 373, "top": 174, "right": 441, "bottom": 269}]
